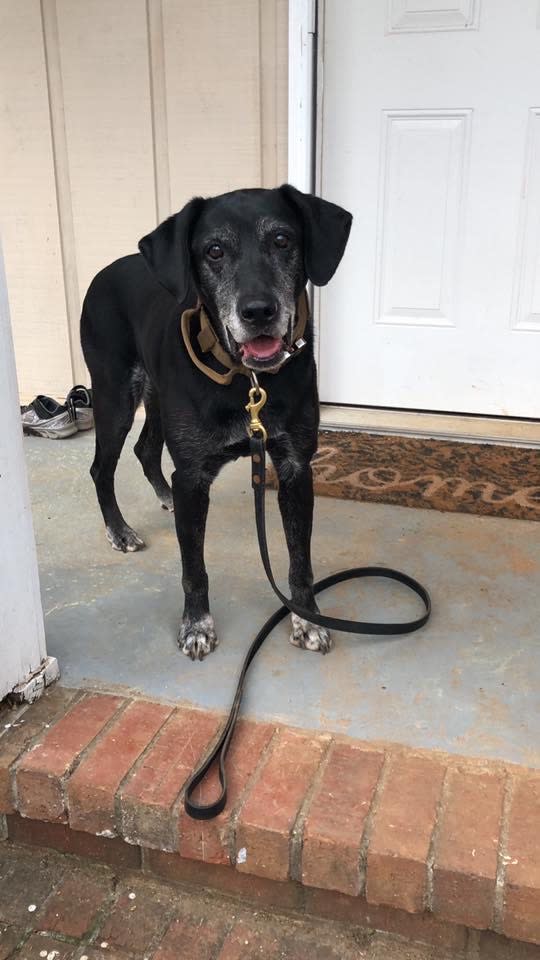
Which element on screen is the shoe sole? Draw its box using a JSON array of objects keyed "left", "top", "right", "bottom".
[{"left": 23, "top": 423, "right": 78, "bottom": 439}]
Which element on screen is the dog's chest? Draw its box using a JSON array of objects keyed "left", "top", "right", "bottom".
[{"left": 210, "top": 397, "right": 286, "bottom": 458}]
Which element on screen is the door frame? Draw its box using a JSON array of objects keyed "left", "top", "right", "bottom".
[
  {"left": 287, "top": 0, "right": 316, "bottom": 195},
  {"left": 287, "top": 0, "right": 539, "bottom": 445}
]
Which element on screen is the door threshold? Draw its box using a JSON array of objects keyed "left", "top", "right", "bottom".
[{"left": 319, "top": 405, "right": 540, "bottom": 448}]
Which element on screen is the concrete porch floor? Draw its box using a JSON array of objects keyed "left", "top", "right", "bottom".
[{"left": 24, "top": 429, "right": 540, "bottom": 768}]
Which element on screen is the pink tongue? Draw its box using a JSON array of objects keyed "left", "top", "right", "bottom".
[{"left": 241, "top": 336, "right": 282, "bottom": 360}]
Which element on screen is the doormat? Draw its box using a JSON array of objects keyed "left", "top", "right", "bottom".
[{"left": 309, "top": 431, "right": 540, "bottom": 522}]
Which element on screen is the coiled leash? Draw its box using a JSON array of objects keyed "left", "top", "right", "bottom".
[{"left": 184, "top": 376, "right": 431, "bottom": 820}]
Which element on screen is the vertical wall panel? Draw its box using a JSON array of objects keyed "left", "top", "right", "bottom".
[
  {"left": 275, "top": 0, "right": 290, "bottom": 185},
  {"left": 147, "top": 0, "right": 171, "bottom": 222},
  {"left": 260, "top": 0, "right": 289, "bottom": 187},
  {"left": 0, "top": 0, "right": 72, "bottom": 402},
  {"left": 163, "top": 0, "right": 261, "bottom": 207},
  {"left": 56, "top": 0, "right": 156, "bottom": 302}
]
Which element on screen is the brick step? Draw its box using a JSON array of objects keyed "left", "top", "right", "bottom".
[{"left": 1, "top": 686, "right": 539, "bottom": 954}]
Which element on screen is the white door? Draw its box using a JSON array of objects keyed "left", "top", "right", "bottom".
[{"left": 318, "top": 0, "right": 540, "bottom": 417}]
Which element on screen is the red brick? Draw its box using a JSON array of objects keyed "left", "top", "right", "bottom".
[
  {"left": 98, "top": 878, "right": 174, "bottom": 953},
  {"left": 504, "top": 774, "right": 540, "bottom": 944},
  {"left": 367, "top": 936, "right": 444, "bottom": 959},
  {"left": 433, "top": 767, "right": 504, "bottom": 929},
  {"left": 6, "top": 814, "right": 141, "bottom": 871},
  {"left": 302, "top": 742, "right": 384, "bottom": 895},
  {"left": 366, "top": 755, "right": 446, "bottom": 913},
  {"left": 215, "top": 920, "right": 364, "bottom": 960},
  {"left": 39, "top": 866, "right": 112, "bottom": 937},
  {"left": 433, "top": 769, "right": 504, "bottom": 930},
  {"left": 478, "top": 930, "right": 540, "bottom": 959},
  {"left": 144, "top": 848, "right": 304, "bottom": 913},
  {"left": 77, "top": 950, "right": 132, "bottom": 960},
  {"left": 0, "top": 923, "right": 24, "bottom": 960},
  {"left": 178, "top": 719, "right": 274, "bottom": 865},
  {"left": 217, "top": 921, "right": 282, "bottom": 960},
  {"left": 119, "top": 707, "right": 221, "bottom": 850},
  {"left": 11, "top": 934, "right": 77, "bottom": 959},
  {"left": 0, "top": 843, "right": 65, "bottom": 924},
  {"left": 0, "top": 687, "right": 77, "bottom": 813},
  {"left": 15, "top": 694, "right": 123, "bottom": 822},
  {"left": 288, "top": 923, "right": 372, "bottom": 960},
  {"left": 304, "top": 887, "right": 468, "bottom": 953},
  {"left": 235, "top": 729, "right": 329, "bottom": 881},
  {"left": 67, "top": 699, "right": 172, "bottom": 836},
  {"left": 154, "top": 914, "right": 229, "bottom": 960}
]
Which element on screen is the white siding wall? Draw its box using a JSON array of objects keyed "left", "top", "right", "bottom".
[
  {"left": 0, "top": 1, "right": 72, "bottom": 402},
  {"left": 0, "top": 0, "right": 288, "bottom": 403}
]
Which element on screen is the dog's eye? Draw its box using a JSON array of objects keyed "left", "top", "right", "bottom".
[
  {"left": 206, "top": 243, "right": 224, "bottom": 260},
  {"left": 274, "top": 233, "right": 290, "bottom": 249}
]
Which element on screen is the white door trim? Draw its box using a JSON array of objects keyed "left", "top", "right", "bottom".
[{"left": 287, "top": 0, "right": 316, "bottom": 193}]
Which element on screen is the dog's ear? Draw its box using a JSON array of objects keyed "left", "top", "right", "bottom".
[
  {"left": 138, "top": 197, "right": 205, "bottom": 303},
  {"left": 280, "top": 184, "right": 352, "bottom": 286}
]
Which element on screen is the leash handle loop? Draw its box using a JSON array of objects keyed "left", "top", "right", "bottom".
[{"left": 184, "top": 435, "right": 431, "bottom": 820}]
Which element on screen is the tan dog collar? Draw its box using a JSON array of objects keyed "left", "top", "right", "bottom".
[{"left": 180, "top": 291, "right": 309, "bottom": 386}]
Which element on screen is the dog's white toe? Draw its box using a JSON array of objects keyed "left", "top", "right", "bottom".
[
  {"left": 289, "top": 613, "right": 333, "bottom": 654},
  {"left": 178, "top": 614, "right": 218, "bottom": 661}
]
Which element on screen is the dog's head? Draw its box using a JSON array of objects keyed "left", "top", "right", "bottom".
[{"left": 139, "top": 185, "right": 352, "bottom": 372}]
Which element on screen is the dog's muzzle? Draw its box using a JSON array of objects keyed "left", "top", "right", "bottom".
[{"left": 180, "top": 291, "right": 309, "bottom": 385}]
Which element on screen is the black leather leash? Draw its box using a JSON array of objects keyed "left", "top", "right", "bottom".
[{"left": 184, "top": 384, "right": 431, "bottom": 820}]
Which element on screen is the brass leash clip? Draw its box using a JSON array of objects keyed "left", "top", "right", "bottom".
[{"left": 245, "top": 374, "right": 268, "bottom": 442}]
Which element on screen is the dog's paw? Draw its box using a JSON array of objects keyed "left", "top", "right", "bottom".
[
  {"left": 106, "top": 524, "right": 145, "bottom": 553},
  {"left": 290, "top": 613, "right": 333, "bottom": 654},
  {"left": 178, "top": 614, "right": 218, "bottom": 661}
]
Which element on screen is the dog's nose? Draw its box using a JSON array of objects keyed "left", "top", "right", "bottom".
[{"left": 239, "top": 297, "right": 278, "bottom": 324}]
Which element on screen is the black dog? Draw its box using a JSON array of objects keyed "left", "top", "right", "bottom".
[{"left": 81, "top": 185, "right": 352, "bottom": 660}]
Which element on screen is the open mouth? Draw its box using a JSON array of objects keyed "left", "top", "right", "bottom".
[
  {"left": 225, "top": 313, "right": 296, "bottom": 370},
  {"left": 239, "top": 335, "right": 285, "bottom": 363}
]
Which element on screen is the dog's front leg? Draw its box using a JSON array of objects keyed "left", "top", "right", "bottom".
[
  {"left": 272, "top": 449, "right": 333, "bottom": 654},
  {"left": 172, "top": 468, "right": 218, "bottom": 661}
]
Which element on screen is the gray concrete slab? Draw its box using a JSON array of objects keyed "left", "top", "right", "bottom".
[{"left": 24, "top": 429, "right": 540, "bottom": 767}]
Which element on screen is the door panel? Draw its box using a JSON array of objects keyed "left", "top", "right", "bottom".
[
  {"left": 376, "top": 110, "right": 470, "bottom": 327},
  {"left": 387, "top": 0, "right": 480, "bottom": 34}
]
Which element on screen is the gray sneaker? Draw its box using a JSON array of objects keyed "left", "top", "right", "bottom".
[
  {"left": 20, "top": 395, "right": 77, "bottom": 439},
  {"left": 66, "top": 385, "right": 94, "bottom": 431}
]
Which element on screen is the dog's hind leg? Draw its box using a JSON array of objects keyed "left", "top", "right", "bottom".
[
  {"left": 134, "top": 384, "right": 173, "bottom": 512},
  {"left": 90, "top": 369, "right": 144, "bottom": 552}
]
